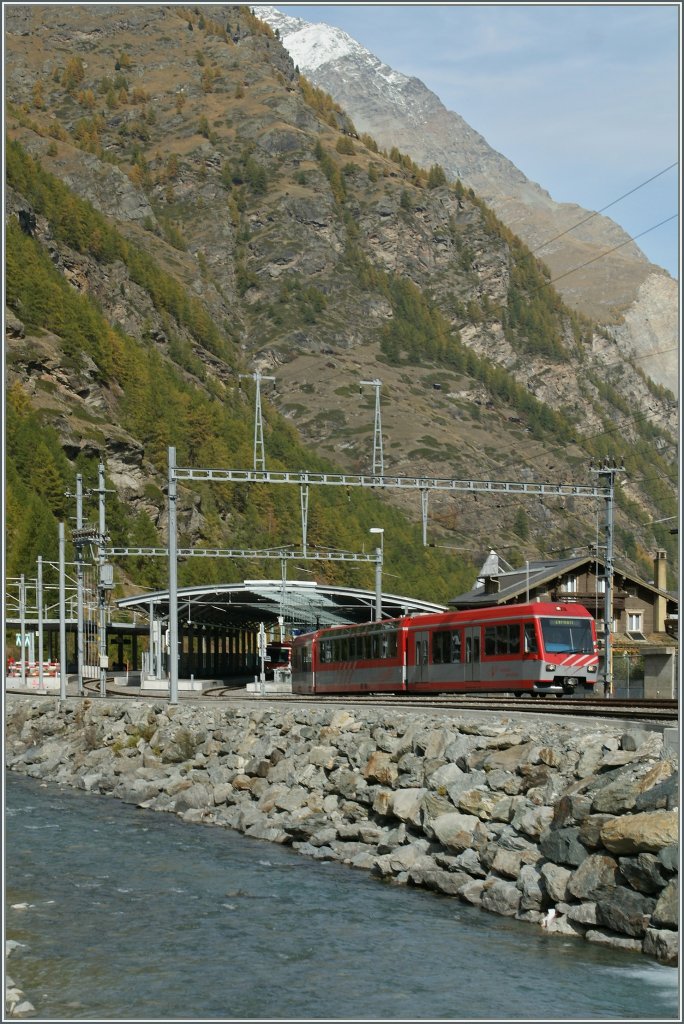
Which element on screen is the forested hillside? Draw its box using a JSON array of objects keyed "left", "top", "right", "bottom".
[{"left": 4, "top": 4, "right": 678, "bottom": 609}]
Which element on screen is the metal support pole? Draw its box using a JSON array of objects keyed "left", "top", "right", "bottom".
[
  {"left": 168, "top": 446, "right": 179, "bottom": 704},
  {"left": 148, "top": 599, "right": 155, "bottom": 682},
  {"left": 420, "top": 488, "right": 429, "bottom": 546},
  {"left": 374, "top": 548, "right": 383, "bottom": 620},
  {"left": 240, "top": 371, "right": 275, "bottom": 472},
  {"left": 361, "top": 379, "right": 384, "bottom": 480},
  {"left": 300, "top": 484, "right": 309, "bottom": 557},
  {"left": 258, "top": 621, "right": 266, "bottom": 695},
  {"left": 592, "top": 460, "right": 623, "bottom": 698},
  {"left": 59, "top": 522, "right": 67, "bottom": 699},
  {"left": 370, "top": 527, "right": 384, "bottom": 620},
  {"left": 603, "top": 473, "right": 614, "bottom": 698},
  {"left": 75, "top": 474, "right": 85, "bottom": 695},
  {"left": 37, "top": 556, "right": 44, "bottom": 690},
  {"left": 19, "top": 574, "right": 26, "bottom": 688},
  {"left": 98, "top": 463, "right": 108, "bottom": 698}
]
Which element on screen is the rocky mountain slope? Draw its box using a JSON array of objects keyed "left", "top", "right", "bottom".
[
  {"left": 260, "top": 5, "right": 679, "bottom": 398},
  {"left": 4, "top": 4, "right": 678, "bottom": 601}
]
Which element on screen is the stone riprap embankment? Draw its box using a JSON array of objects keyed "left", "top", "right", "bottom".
[{"left": 5, "top": 696, "right": 679, "bottom": 969}]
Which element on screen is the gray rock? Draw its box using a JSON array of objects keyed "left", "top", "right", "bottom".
[
  {"left": 658, "top": 844, "right": 679, "bottom": 874},
  {"left": 540, "top": 864, "right": 573, "bottom": 905},
  {"left": 562, "top": 901, "right": 599, "bottom": 925},
  {"left": 481, "top": 878, "right": 521, "bottom": 917},
  {"left": 567, "top": 853, "right": 621, "bottom": 900},
  {"left": 596, "top": 886, "right": 656, "bottom": 938},
  {"left": 518, "top": 864, "right": 544, "bottom": 911},
  {"left": 618, "top": 852, "right": 669, "bottom": 894},
  {"left": 539, "top": 825, "right": 588, "bottom": 867},
  {"left": 651, "top": 878, "right": 678, "bottom": 929},
  {"left": 584, "top": 928, "right": 643, "bottom": 953},
  {"left": 642, "top": 927, "right": 678, "bottom": 966}
]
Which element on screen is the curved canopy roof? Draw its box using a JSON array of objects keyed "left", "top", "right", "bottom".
[{"left": 117, "top": 580, "right": 446, "bottom": 632}]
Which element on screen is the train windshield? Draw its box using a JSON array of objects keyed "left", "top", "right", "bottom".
[{"left": 540, "top": 617, "right": 594, "bottom": 654}]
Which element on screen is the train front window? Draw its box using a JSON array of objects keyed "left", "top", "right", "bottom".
[
  {"left": 524, "top": 623, "right": 538, "bottom": 654},
  {"left": 540, "top": 617, "right": 594, "bottom": 654}
]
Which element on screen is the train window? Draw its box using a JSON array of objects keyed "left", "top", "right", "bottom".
[
  {"left": 540, "top": 617, "right": 594, "bottom": 654},
  {"left": 524, "top": 624, "right": 538, "bottom": 653},
  {"left": 371, "top": 634, "right": 379, "bottom": 659},
  {"left": 451, "top": 631, "right": 461, "bottom": 662},
  {"left": 296, "top": 644, "right": 311, "bottom": 672},
  {"left": 387, "top": 632, "right": 397, "bottom": 657},
  {"left": 362, "top": 635, "right": 371, "bottom": 660},
  {"left": 380, "top": 634, "right": 389, "bottom": 659},
  {"left": 432, "top": 633, "right": 441, "bottom": 663},
  {"left": 465, "top": 637, "right": 472, "bottom": 663},
  {"left": 341, "top": 638, "right": 349, "bottom": 661},
  {"left": 433, "top": 630, "right": 447, "bottom": 663},
  {"left": 415, "top": 640, "right": 422, "bottom": 666},
  {"left": 434, "top": 630, "right": 460, "bottom": 663},
  {"left": 485, "top": 624, "right": 522, "bottom": 656}
]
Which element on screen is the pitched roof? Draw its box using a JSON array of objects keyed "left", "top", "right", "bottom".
[{"left": 449, "top": 553, "right": 677, "bottom": 608}]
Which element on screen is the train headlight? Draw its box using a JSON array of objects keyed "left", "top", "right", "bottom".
[
  {"left": 545, "top": 664, "right": 555, "bottom": 672},
  {"left": 587, "top": 666, "right": 597, "bottom": 673}
]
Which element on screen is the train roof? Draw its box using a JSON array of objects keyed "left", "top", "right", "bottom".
[{"left": 292, "top": 602, "right": 595, "bottom": 641}]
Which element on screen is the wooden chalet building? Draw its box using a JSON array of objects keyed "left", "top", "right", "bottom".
[{"left": 449, "top": 549, "right": 678, "bottom": 698}]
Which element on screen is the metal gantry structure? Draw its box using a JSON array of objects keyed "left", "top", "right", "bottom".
[
  {"left": 165, "top": 445, "right": 619, "bottom": 703},
  {"left": 239, "top": 371, "right": 275, "bottom": 472},
  {"left": 8, "top": 375, "right": 623, "bottom": 704},
  {"left": 360, "top": 378, "right": 385, "bottom": 479}
]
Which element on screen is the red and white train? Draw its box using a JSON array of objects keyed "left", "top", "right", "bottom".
[
  {"left": 264, "top": 640, "right": 292, "bottom": 679},
  {"left": 291, "top": 602, "right": 599, "bottom": 698}
]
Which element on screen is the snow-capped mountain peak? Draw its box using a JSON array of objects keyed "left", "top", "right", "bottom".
[
  {"left": 257, "top": 4, "right": 677, "bottom": 397},
  {"left": 258, "top": 5, "right": 407, "bottom": 81}
]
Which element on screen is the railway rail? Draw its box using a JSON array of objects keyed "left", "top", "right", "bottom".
[{"left": 55, "top": 679, "right": 677, "bottom": 723}]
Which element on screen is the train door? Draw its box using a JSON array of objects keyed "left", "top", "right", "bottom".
[
  {"left": 414, "top": 630, "right": 430, "bottom": 685},
  {"left": 464, "top": 627, "right": 481, "bottom": 683}
]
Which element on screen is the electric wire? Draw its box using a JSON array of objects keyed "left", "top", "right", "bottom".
[
  {"left": 531, "top": 161, "right": 678, "bottom": 255},
  {"left": 530, "top": 214, "right": 679, "bottom": 294}
]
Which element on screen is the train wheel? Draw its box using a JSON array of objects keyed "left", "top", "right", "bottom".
[{"left": 513, "top": 691, "right": 524, "bottom": 698}]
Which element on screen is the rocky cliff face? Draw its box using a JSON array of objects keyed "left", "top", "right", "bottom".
[
  {"left": 261, "top": 6, "right": 678, "bottom": 398},
  {"left": 3, "top": 4, "right": 678, "bottom": 589}
]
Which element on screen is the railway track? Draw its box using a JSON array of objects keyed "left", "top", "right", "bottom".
[{"left": 66, "top": 679, "right": 679, "bottom": 724}]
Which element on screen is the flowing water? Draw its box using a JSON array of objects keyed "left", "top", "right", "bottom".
[{"left": 4, "top": 772, "right": 679, "bottom": 1022}]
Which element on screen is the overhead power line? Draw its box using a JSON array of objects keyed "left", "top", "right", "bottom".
[
  {"left": 532, "top": 161, "right": 678, "bottom": 255},
  {"left": 543, "top": 214, "right": 678, "bottom": 290}
]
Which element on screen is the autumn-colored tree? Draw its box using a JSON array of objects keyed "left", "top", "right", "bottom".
[
  {"left": 61, "top": 57, "right": 85, "bottom": 92},
  {"left": 32, "top": 81, "right": 45, "bottom": 109},
  {"left": 427, "top": 164, "right": 447, "bottom": 189}
]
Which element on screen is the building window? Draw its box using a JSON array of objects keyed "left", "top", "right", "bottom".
[
  {"left": 628, "top": 612, "right": 643, "bottom": 632},
  {"left": 595, "top": 577, "right": 606, "bottom": 593},
  {"left": 564, "top": 576, "right": 577, "bottom": 593}
]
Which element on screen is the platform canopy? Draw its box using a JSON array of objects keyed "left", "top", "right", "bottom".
[{"left": 117, "top": 580, "right": 446, "bottom": 632}]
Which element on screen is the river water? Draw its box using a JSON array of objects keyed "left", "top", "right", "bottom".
[{"left": 4, "top": 773, "right": 679, "bottom": 1022}]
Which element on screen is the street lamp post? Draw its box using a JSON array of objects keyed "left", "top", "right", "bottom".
[{"left": 369, "top": 528, "right": 384, "bottom": 620}]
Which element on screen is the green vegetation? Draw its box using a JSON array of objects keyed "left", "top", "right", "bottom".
[
  {"left": 5, "top": 144, "right": 479, "bottom": 603},
  {"left": 7, "top": 141, "right": 232, "bottom": 362}
]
